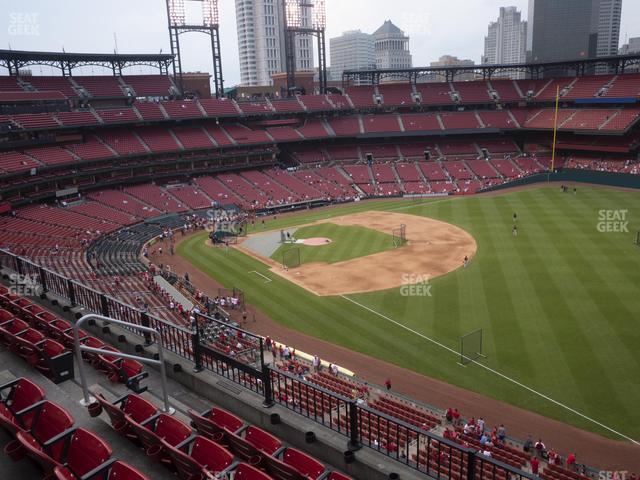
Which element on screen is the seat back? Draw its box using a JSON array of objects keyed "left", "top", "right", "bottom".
[
  {"left": 65, "top": 428, "right": 112, "bottom": 477},
  {"left": 16, "top": 429, "right": 63, "bottom": 473},
  {"left": 0, "top": 308, "right": 13, "bottom": 322},
  {"left": 2, "top": 318, "right": 29, "bottom": 335},
  {"left": 81, "top": 336, "right": 106, "bottom": 362},
  {"left": 164, "top": 442, "right": 203, "bottom": 480},
  {"left": 188, "top": 409, "right": 224, "bottom": 439},
  {"left": 154, "top": 413, "right": 191, "bottom": 447},
  {"left": 3, "top": 377, "right": 46, "bottom": 412},
  {"left": 281, "top": 448, "right": 326, "bottom": 479},
  {"left": 95, "top": 393, "right": 126, "bottom": 428},
  {"left": 107, "top": 461, "right": 150, "bottom": 480},
  {"left": 189, "top": 435, "right": 233, "bottom": 473},
  {"left": 244, "top": 426, "right": 282, "bottom": 455},
  {"left": 31, "top": 401, "right": 74, "bottom": 444},
  {"left": 210, "top": 407, "right": 243, "bottom": 432},
  {"left": 120, "top": 358, "right": 143, "bottom": 379},
  {"left": 47, "top": 319, "right": 72, "bottom": 340},
  {"left": 233, "top": 463, "right": 273, "bottom": 480},
  {"left": 226, "top": 431, "right": 261, "bottom": 461},
  {"left": 128, "top": 416, "right": 162, "bottom": 451},
  {"left": 122, "top": 394, "right": 157, "bottom": 423},
  {"left": 41, "top": 338, "right": 66, "bottom": 357},
  {"left": 263, "top": 454, "right": 306, "bottom": 480}
]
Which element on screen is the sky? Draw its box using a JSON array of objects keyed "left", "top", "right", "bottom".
[{"left": 1, "top": 0, "right": 639, "bottom": 85}]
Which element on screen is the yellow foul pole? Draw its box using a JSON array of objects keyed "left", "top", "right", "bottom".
[{"left": 550, "top": 85, "right": 560, "bottom": 173}]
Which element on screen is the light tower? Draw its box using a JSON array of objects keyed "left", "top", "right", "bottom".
[
  {"left": 166, "top": 0, "right": 223, "bottom": 97},
  {"left": 283, "top": 0, "right": 327, "bottom": 95}
]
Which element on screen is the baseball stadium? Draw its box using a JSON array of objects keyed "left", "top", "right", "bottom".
[{"left": 0, "top": 1, "right": 639, "bottom": 480}]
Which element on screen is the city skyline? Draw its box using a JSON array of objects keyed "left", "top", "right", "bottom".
[{"left": 1, "top": 0, "right": 638, "bottom": 86}]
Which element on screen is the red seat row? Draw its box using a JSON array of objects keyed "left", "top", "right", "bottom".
[
  {"left": 91, "top": 389, "right": 353, "bottom": 480},
  {"left": 0, "top": 376, "right": 148, "bottom": 480},
  {"left": 0, "top": 285, "right": 144, "bottom": 388}
]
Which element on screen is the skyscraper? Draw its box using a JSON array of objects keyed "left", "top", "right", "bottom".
[
  {"left": 527, "top": 0, "right": 622, "bottom": 68},
  {"left": 235, "top": 0, "right": 314, "bottom": 86},
  {"left": 329, "top": 30, "right": 375, "bottom": 84},
  {"left": 483, "top": 7, "right": 527, "bottom": 69},
  {"left": 373, "top": 20, "right": 412, "bottom": 82}
]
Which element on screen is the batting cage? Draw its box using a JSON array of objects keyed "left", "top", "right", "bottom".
[
  {"left": 282, "top": 247, "right": 301, "bottom": 269},
  {"left": 392, "top": 224, "right": 407, "bottom": 247},
  {"left": 459, "top": 328, "right": 485, "bottom": 366}
]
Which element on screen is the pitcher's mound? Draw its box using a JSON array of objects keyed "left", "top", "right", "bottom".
[{"left": 298, "top": 237, "right": 332, "bottom": 246}]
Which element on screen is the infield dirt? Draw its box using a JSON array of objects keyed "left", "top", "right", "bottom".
[{"left": 235, "top": 210, "right": 477, "bottom": 296}]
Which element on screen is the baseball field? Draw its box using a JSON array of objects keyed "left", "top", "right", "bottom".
[{"left": 177, "top": 185, "right": 640, "bottom": 442}]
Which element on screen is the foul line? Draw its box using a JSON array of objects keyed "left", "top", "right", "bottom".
[
  {"left": 248, "top": 271, "right": 272, "bottom": 283},
  {"left": 340, "top": 294, "right": 640, "bottom": 446}
]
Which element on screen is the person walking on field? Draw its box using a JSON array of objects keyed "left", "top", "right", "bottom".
[{"left": 512, "top": 225, "right": 518, "bottom": 237}]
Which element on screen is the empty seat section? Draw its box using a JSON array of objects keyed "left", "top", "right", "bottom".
[
  {"left": 125, "top": 184, "right": 187, "bottom": 213},
  {"left": 452, "top": 81, "right": 491, "bottom": 103},
  {"left": 346, "top": 86, "right": 376, "bottom": 108},
  {"left": 400, "top": 113, "right": 441, "bottom": 131},
  {"left": 136, "top": 127, "right": 181, "bottom": 153},
  {"left": 167, "top": 185, "right": 211, "bottom": 210},
  {"left": 123, "top": 75, "right": 174, "bottom": 97},
  {"left": 198, "top": 98, "right": 240, "bottom": 116},
  {"left": 134, "top": 103, "right": 167, "bottom": 121},
  {"left": 87, "top": 190, "right": 160, "bottom": 218},
  {"left": 327, "top": 116, "right": 361, "bottom": 136},
  {"left": 236, "top": 100, "right": 273, "bottom": 115},
  {"left": 98, "top": 130, "right": 147, "bottom": 156},
  {"left": 0, "top": 151, "right": 41, "bottom": 173},
  {"left": 378, "top": 84, "right": 414, "bottom": 107},
  {"left": 24, "top": 146, "right": 76, "bottom": 167},
  {"left": 24, "top": 76, "right": 78, "bottom": 97},
  {"left": 171, "top": 126, "right": 215, "bottom": 149},
  {"left": 74, "top": 76, "right": 125, "bottom": 97},
  {"left": 361, "top": 114, "right": 401, "bottom": 133},
  {"left": 55, "top": 111, "right": 100, "bottom": 126},
  {"left": 64, "top": 136, "right": 115, "bottom": 160},
  {"left": 161, "top": 100, "right": 203, "bottom": 119},
  {"left": 439, "top": 111, "right": 481, "bottom": 129},
  {"left": 296, "top": 118, "right": 330, "bottom": 139},
  {"left": 96, "top": 108, "right": 139, "bottom": 124},
  {"left": 271, "top": 98, "right": 304, "bottom": 113},
  {"left": 223, "top": 124, "right": 271, "bottom": 144},
  {"left": 489, "top": 80, "right": 522, "bottom": 102},
  {"left": 193, "top": 177, "right": 243, "bottom": 206},
  {"left": 416, "top": 83, "right": 454, "bottom": 105}
]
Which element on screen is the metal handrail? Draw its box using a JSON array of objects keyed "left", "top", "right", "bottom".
[{"left": 73, "top": 313, "right": 175, "bottom": 414}]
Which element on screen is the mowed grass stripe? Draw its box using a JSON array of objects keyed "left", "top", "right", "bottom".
[{"left": 516, "top": 191, "right": 631, "bottom": 424}]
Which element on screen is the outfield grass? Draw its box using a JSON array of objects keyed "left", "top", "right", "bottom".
[
  {"left": 270, "top": 223, "right": 395, "bottom": 265},
  {"left": 178, "top": 186, "right": 640, "bottom": 440}
]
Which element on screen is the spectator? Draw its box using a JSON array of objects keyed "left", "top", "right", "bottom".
[
  {"left": 384, "top": 378, "right": 392, "bottom": 391},
  {"left": 452, "top": 408, "right": 460, "bottom": 426},
  {"left": 497, "top": 424, "right": 506, "bottom": 442},
  {"left": 523, "top": 436, "right": 533, "bottom": 453},
  {"left": 531, "top": 456, "right": 539, "bottom": 476},
  {"left": 477, "top": 417, "right": 485, "bottom": 433},
  {"left": 312, "top": 355, "right": 320, "bottom": 372},
  {"left": 480, "top": 433, "right": 489, "bottom": 446},
  {"left": 445, "top": 407, "right": 453, "bottom": 423},
  {"left": 566, "top": 452, "right": 576, "bottom": 470},
  {"left": 330, "top": 363, "right": 339, "bottom": 376},
  {"left": 534, "top": 438, "right": 546, "bottom": 458}
]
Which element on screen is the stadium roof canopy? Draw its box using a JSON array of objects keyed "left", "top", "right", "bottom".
[
  {"left": 342, "top": 53, "right": 640, "bottom": 86},
  {"left": 0, "top": 49, "right": 175, "bottom": 76}
]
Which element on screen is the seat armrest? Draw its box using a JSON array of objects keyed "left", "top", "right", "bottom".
[
  {"left": 111, "top": 392, "right": 131, "bottom": 407},
  {"left": 140, "top": 411, "right": 161, "bottom": 427},
  {"left": 14, "top": 399, "right": 46, "bottom": 418},
  {"left": 0, "top": 377, "right": 20, "bottom": 395},
  {"left": 273, "top": 445, "right": 286, "bottom": 457},
  {"left": 79, "top": 458, "right": 117, "bottom": 480},
  {"left": 43, "top": 426, "right": 76, "bottom": 447},
  {"left": 175, "top": 433, "right": 197, "bottom": 450}
]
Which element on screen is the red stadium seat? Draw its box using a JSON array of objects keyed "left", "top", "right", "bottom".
[
  {"left": 80, "top": 336, "right": 107, "bottom": 363},
  {"left": 11, "top": 327, "right": 45, "bottom": 362},
  {"left": 0, "top": 317, "right": 29, "bottom": 347},
  {"left": 165, "top": 435, "right": 234, "bottom": 480},
  {"left": 2, "top": 400, "right": 74, "bottom": 462},
  {"left": 188, "top": 406, "right": 244, "bottom": 439},
  {"left": 105, "top": 461, "right": 150, "bottom": 480},
  {"left": 94, "top": 392, "right": 158, "bottom": 441},
  {"left": 226, "top": 425, "right": 282, "bottom": 462},
  {"left": 33, "top": 339, "right": 68, "bottom": 378},
  {"left": 0, "top": 377, "right": 46, "bottom": 433},
  {"left": 0, "top": 308, "right": 14, "bottom": 323},
  {"left": 233, "top": 463, "right": 273, "bottom": 480},
  {"left": 16, "top": 427, "right": 112, "bottom": 479},
  {"left": 129, "top": 413, "right": 192, "bottom": 465},
  {"left": 273, "top": 447, "right": 326, "bottom": 479}
]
